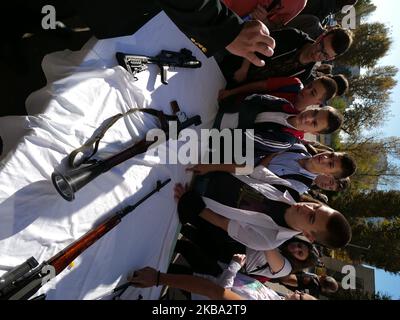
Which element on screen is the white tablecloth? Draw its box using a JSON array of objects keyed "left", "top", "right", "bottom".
[{"left": 0, "top": 11, "right": 226, "bottom": 300}]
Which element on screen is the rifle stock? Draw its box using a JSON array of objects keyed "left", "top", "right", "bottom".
[
  {"left": 0, "top": 179, "right": 171, "bottom": 300},
  {"left": 116, "top": 48, "right": 201, "bottom": 84}
]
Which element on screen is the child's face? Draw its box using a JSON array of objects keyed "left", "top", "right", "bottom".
[
  {"left": 309, "top": 152, "right": 344, "bottom": 177},
  {"left": 294, "top": 108, "right": 329, "bottom": 134},
  {"left": 287, "top": 242, "right": 310, "bottom": 261},
  {"left": 308, "top": 35, "right": 337, "bottom": 62},
  {"left": 314, "top": 174, "right": 338, "bottom": 191},
  {"left": 296, "top": 80, "right": 326, "bottom": 111},
  {"left": 291, "top": 202, "right": 334, "bottom": 241}
]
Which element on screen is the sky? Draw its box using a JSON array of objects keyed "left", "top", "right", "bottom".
[{"left": 364, "top": 0, "right": 400, "bottom": 299}]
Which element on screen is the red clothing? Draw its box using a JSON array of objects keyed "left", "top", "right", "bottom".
[
  {"left": 251, "top": 275, "right": 271, "bottom": 283},
  {"left": 223, "top": 0, "right": 307, "bottom": 25},
  {"left": 263, "top": 77, "right": 305, "bottom": 139}
]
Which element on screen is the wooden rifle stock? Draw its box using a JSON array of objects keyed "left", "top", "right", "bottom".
[
  {"left": 47, "top": 213, "right": 123, "bottom": 275},
  {"left": 1, "top": 179, "right": 171, "bottom": 300}
]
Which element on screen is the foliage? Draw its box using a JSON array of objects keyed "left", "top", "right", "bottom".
[
  {"left": 331, "top": 190, "right": 400, "bottom": 219},
  {"left": 348, "top": 218, "right": 400, "bottom": 274},
  {"left": 336, "top": 22, "right": 392, "bottom": 68},
  {"left": 342, "top": 66, "right": 398, "bottom": 135},
  {"left": 338, "top": 136, "right": 400, "bottom": 190},
  {"left": 328, "top": 288, "right": 391, "bottom": 300}
]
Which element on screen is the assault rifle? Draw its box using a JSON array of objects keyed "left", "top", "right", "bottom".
[
  {"left": 116, "top": 48, "right": 201, "bottom": 85},
  {"left": 0, "top": 179, "right": 171, "bottom": 300}
]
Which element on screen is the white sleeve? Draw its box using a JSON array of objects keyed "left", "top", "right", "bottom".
[
  {"left": 245, "top": 250, "right": 293, "bottom": 279},
  {"left": 258, "top": 257, "right": 293, "bottom": 279},
  {"left": 285, "top": 179, "right": 310, "bottom": 195},
  {"left": 249, "top": 165, "right": 291, "bottom": 186},
  {"left": 216, "top": 261, "right": 242, "bottom": 289},
  {"left": 227, "top": 220, "right": 279, "bottom": 251}
]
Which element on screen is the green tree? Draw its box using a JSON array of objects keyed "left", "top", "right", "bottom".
[
  {"left": 328, "top": 288, "right": 391, "bottom": 300},
  {"left": 331, "top": 190, "right": 400, "bottom": 219},
  {"left": 354, "top": 0, "right": 377, "bottom": 21},
  {"left": 348, "top": 218, "right": 400, "bottom": 274},
  {"left": 338, "top": 136, "right": 400, "bottom": 190},
  {"left": 349, "top": 66, "right": 398, "bottom": 103},
  {"left": 342, "top": 66, "right": 398, "bottom": 134},
  {"left": 336, "top": 22, "right": 392, "bottom": 68}
]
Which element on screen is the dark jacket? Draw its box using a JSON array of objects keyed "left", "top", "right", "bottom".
[
  {"left": 220, "top": 28, "right": 315, "bottom": 86},
  {"left": 215, "top": 94, "right": 300, "bottom": 156},
  {"left": 68, "top": 0, "right": 243, "bottom": 57},
  {"left": 301, "top": 0, "right": 341, "bottom": 22}
]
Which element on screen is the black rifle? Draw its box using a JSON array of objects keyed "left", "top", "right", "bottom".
[
  {"left": 116, "top": 48, "right": 201, "bottom": 84},
  {"left": 0, "top": 179, "right": 171, "bottom": 300}
]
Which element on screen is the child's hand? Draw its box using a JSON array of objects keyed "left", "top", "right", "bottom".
[
  {"left": 233, "top": 68, "right": 248, "bottom": 83},
  {"left": 174, "top": 183, "right": 188, "bottom": 202},
  {"left": 250, "top": 4, "right": 269, "bottom": 22},
  {"left": 218, "top": 89, "right": 231, "bottom": 101},
  {"left": 232, "top": 254, "right": 247, "bottom": 267},
  {"left": 186, "top": 164, "right": 212, "bottom": 176},
  {"left": 128, "top": 267, "right": 158, "bottom": 288}
]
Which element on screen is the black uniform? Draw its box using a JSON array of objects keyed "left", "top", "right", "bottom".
[
  {"left": 3, "top": 0, "right": 243, "bottom": 57},
  {"left": 181, "top": 172, "right": 290, "bottom": 264},
  {"left": 300, "top": 0, "right": 342, "bottom": 23},
  {"left": 50, "top": 0, "right": 243, "bottom": 57}
]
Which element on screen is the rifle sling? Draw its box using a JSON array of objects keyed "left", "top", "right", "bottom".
[{"left": 68, "top": 108, "right": 178, "bottom": 168}]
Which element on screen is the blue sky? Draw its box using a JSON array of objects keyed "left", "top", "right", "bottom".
[{"left": 364, "top": 0, "right": 400, "bottom": 300}]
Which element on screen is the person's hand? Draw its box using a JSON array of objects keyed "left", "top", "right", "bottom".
[
  {"left": 250, "top": 4, "right": 269, "bottom": 22},
  {"left": 232, "top": 254, "right": 247, "bottom": 267},
  {"left": 186, "top": 164, "right": 213, "bottom": 176},
  {"left": 226, "top": 20, "right": 275, "bottom": 67},
  {"left": 233, "top": 68, "right": 248, "bottom": 83},
  {"left": 218, "top": 89, "right": 232, "bottom": 101},
  {"left": 174, "top": 183, "right": 188, "bottom": 202},
  {"left": 286, "top": 290, "right": 305, "bottom": 300},
  {"left": 128, "top": 267, "right": 158, "bottom": 288}
]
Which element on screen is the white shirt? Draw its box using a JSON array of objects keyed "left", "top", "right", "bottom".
[
  {"left": 193, "top": 260, "right": 284, "bottom": 300},
  {"left": 255, "top": 112, "right": 296, "bottom": 129},
  {"left": 244, "top": 248, "right": 292, "bottom": 279},
  {"left": 267, "top": 148, "right": 317, "bottom": 196},
  {"left": 203, "top": 184, "right": 301, "bottom": 250},
  {"left": 219, "top": 111, "right": 297, "bottom": 130}
]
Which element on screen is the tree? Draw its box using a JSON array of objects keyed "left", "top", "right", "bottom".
[
  {"left": 348, "top": 218, "right": 400, "bottom": 274},
  {"left": 335, "top": 0, "right": 376, "bottom": 24},
  {"left": 354, "top": 0, "right": 377, "bottom": 21},
  {"left": 338, "top": 136, "right": 400, "bottom": 190},
  {"left": 328, "top": 288, "right": 391, "bottom": 300},
  {"left": 336, "top": 22, "right": 392, "bottom": 68},
  {"left": 342, "top": 101, "right": 388, "bottom": 135},
  {"left": 331, "top": 190, "right": 400, "bottom": 219},
  {"left": 342, "top": 66, "right": 398, "bottom": 134},
  {"left": 349, "top": 66, "right": 398, "bottom": 103}
]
